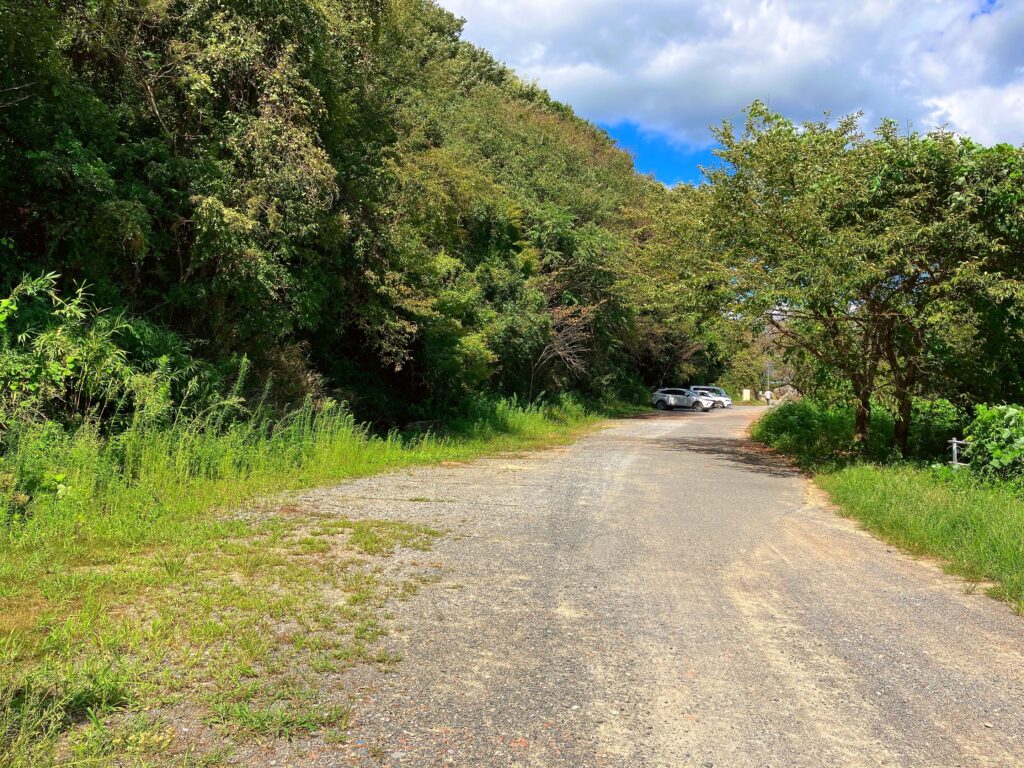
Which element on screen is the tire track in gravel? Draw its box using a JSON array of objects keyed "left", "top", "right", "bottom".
[{"left": 284, "top": 408, "right": 1024, "bottom": 767}]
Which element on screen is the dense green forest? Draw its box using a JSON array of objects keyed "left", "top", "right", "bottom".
[
  {"left": 4, "top": 0, "right": 1024, "bottom": 459},
  {"left": 1, "top": 0, "right": 723, "bottom": 429}
]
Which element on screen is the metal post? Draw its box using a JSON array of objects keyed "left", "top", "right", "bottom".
[{"left": 949, "top": 438, "right": 966, "bottom": 469}]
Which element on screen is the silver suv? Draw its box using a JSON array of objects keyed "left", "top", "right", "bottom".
[
  {"left": 651, "top": 388, "right": 715, "bottom": 412},
  {"left": 690, "top": 386, "right": 733, "bottom": 408}
]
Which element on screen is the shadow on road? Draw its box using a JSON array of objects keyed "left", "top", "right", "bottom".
[
  {"left": 624, "top": 409, "right": 713, "bottom": 420},
  {"left": 658, "top": 435, "right": 803, "bottom": 479}
]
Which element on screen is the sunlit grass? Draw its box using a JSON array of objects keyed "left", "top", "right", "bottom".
[
  {"left": 752, "top": 402, "right": 1024, "bottom": 614},
  {"left": 0, "top": 397, "right": 599, "bottom": 603},
  {"left": 819, "top": 465, "right": 1024, "bottom": 609},
  {"left": 0, "top": 396, "right": 611, "bottom": 766}
]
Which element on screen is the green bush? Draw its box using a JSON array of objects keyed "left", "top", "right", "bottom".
[
  {"left": 965, "top": 404, "right": 1024, "bottom": 480},
  {"left": 906, "top": 398, "right": 967, "bottom": 461},
  {"left": 752, "top": 398, "right": 965, "bottom": 466},
  {"left": 751, "top": 400, "right": 894, "bottom": 466},
  {"left": 0, "top": 274, "right": 214, "bottom": 432}
]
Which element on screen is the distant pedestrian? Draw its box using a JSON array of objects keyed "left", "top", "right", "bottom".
[{"left": 764, "top": 390, "right": 773, "bottom": 407}]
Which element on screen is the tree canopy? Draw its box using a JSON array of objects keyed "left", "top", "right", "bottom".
[
  {"left": 1, "top": 0, "right": 703, "bottom": 423},
  {"left": 705, "top": 102, "right": 1024, "bottom": 450}
]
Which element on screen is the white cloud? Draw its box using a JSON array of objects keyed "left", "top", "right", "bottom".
[
  {"left": 927, "top": 82, "right": 1024, "bottom": 145},
  {"left": 435, "top": 0, "right": 1024, "bottom": 148}
]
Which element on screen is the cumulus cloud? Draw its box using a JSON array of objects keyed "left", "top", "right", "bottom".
[{"left": 435, "top": 0, "right": 1024, "bottom": 148}]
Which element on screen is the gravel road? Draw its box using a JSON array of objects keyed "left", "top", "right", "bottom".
[{"left": 296, "top": 407, "right": 1024, "bottom": 767}]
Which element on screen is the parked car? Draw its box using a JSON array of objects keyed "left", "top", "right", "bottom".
[
  {"left": 651, "top": 388, "right": 715, "bottom": 412},
  {"left": 690, "top": 386, "right": 733, "bottom": 408}
]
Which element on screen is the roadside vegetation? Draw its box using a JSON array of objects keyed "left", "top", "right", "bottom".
[
  {"left": 5, "top": 0, "right": 1024, "bottom": 763},
  {"left": 2, "top": 2, "right": 674, "bottom": 763},
  {"left": 754, "top": 401, "right": 1024, "bottom": 612},
  {"left": 1, "top": 267, "right": 608, "bottom": 767},
  {"left": 1, "top": 373, "right": 605, "bottom": 766},
  {"left": 705, "top": 104, "right": 1024, "bottom": 451},
  {"left": 709, "top": 102, "right": 1024, "bottom": 617}
]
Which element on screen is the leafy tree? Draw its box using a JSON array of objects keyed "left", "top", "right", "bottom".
[
  {"left": 854, "top": 128, "right": 1023, "bottom": 451},
  {"left": 708, "top": 104, "right": 882, "bottom": 441},
  {"left": 708, "top": 102, "right": 1024, "bottom": 452}
]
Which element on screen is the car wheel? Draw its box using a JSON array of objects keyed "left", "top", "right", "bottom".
[
  {"left": 655, "top": 400, "right": 668, "bottom": 411},
  {"left": 690, "top": 402, "right": 703, "bottom": 412}
]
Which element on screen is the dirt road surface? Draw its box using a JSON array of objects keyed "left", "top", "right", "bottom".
[{"left": 297, "top": 407, "right": 1024, "bottom": 767}]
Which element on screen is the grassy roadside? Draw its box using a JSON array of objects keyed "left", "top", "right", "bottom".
[
  {"left": 817, "top": 466, "right": 1024, "bottom": 609},
  {"left": 1, "top": 397, "right": 622, "bottom": 767},
  {"left": 751, "top": 403, "right": 1024, "bottom": 614}
]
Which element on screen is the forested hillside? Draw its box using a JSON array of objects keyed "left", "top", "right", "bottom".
[
  {"left": 5, "top": 6, "right": 715, "bottom": 758},
  {"left": 1, "top": 0, "right": 714, "bottom": 425},
  {"left": 6, "top": 0, "right": 1024, "bottom": 463}
]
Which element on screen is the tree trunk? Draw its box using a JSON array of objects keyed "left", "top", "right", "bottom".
[
  {"left": 853, "top": 388, "right": 872, "bottom": 445},
  {"left": 892, "top": 392, "right": 913, "bottom": 457}
]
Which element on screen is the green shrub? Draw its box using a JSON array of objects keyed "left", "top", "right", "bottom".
[
  {"left": 0, "top": 275, "right": 213, "bottom": 432},
  {"left": 964, "top": 404, "right": 1024, "bottom": 480},
  {"left": 906, "top": 398, "right": 967, "bottom": 461},
  {"left": 754, "top": 398, "right": 968, "bottom": 466},
  {"left": 751, "top": 400, "right": 894, "bottom": 466}
]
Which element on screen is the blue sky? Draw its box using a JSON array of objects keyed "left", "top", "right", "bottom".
[
  {"left": 436, "top": 0, "right": 1024, "bottom": 185},
  {"left": 596, "top": 121, "right": 719, "bottom": 186}
]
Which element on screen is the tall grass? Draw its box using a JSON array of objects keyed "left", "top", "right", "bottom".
[
  {"left": 1, "top": 396, "right": 599, "bottom": 593},
  {"left": 820, "top": 466, "right": 1024, "bottom": 607},
  {"left": 0, "top": 394, "right": 610, "bottom": 765}
]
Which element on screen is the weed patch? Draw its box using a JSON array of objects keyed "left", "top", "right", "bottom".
[
  {"left": 819, "top": 465, "right": 1024, "bottom": 609},
  {"left": 0, "top": 396, "right": 608, "bottom": 765}
]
